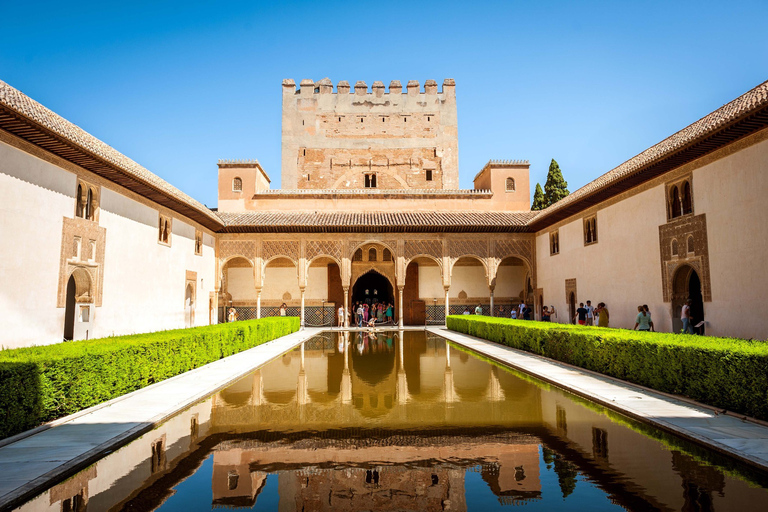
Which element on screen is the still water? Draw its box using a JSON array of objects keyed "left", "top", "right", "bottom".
[{"left": 17, "top": 331, "right": 768, "bottom": 511}]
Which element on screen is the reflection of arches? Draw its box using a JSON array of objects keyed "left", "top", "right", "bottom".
[{"left": 672, "top": 264, "right": 704, "bottom": 333}]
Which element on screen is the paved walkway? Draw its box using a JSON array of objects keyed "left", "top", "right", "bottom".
[
  {"left": 0, "top": 327, "right": 320, "bottom": 511},
  {"left": 429, "top": 326, "right": 768, "bottom": 472}
]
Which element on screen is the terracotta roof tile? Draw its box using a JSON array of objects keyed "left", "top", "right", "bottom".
[{"left": 218, "top": 211, "right": 538, "bottom": 233}]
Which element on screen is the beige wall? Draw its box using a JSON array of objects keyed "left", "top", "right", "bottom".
[
  {"left": 418, "top": 264, "right": 526, "bottom": 300},
  {"left": 534, "top": 130, "right": 768, "bottom": 339},
  {"left": 0, "top": 138, "right": 217, "bottom": 348}
]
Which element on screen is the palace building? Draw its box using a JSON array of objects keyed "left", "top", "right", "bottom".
[{"left": 1, "top": 77, "right": 767, "bottom": 348}]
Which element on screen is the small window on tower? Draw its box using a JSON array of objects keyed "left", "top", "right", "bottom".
[
  {"left": 364, "top": 174, "right": 377, "bottom": 188},
  {"left": 506, "top": 177, "right": 516, "bottom": 192},
  {"left": 426, "top": 170, "right": 433, "bottom": 181},
  {"left": 232, "top": 177, "right": 243, "bottom": 192}
]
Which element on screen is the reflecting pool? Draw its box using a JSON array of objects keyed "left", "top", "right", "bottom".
[{"left": 16, "top": 331, "right": 768, "bottom": 511}]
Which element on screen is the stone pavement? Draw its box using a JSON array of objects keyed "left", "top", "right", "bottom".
[
  {"left": 429, "top": 326, "right": 768, "bottom": 472},
  {"left": 0, "top": 327, "right": 320, "bottom": 511}
]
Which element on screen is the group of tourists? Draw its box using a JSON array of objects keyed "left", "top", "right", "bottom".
[
  {"left": 574, "top": 300, "right": 610, "bottom": 327},
  {"left": 351, "top": 301, "right": 393, "bottom": 328}
]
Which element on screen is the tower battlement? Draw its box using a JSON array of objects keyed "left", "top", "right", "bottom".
[{"left": 281, "top": 78, "right": 459, "bottom": 190}]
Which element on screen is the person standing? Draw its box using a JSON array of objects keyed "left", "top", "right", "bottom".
[
  {"left": 585, "top": 300, "right": 594, "bottom": 326},
  {"left": 279, "top": 303, "right": 287, "bottom": 316},
  {"left": 643, "top": 304, "right": 654, "bottom": 331},
  {"left": 681, "top": 299, "right": 693, "bottom": 334},
  {"left": 356, "top": 303, "right": 364, "bottom": 328},
  {"left": 549, "top": 305, "right": 557, "bottom": 322},
  {"left": 337, "top": 305, "right": 345, "bottom": 328},
  {"left": 386, "top": 303, "right": 393, "bottom": 324},
  {"left": 634, "top": 305, "right": 653, "bottom": 332},
  {"left": 463, "top": 307, "right": 471, "bottom": 315},
  {"left": 596, "top": 302, "right": 610, "bottom": 327},
  {"left": 474, "top": 304, "right": 483, "bottom": 315},
  {"left": 518, "top": 302, "right": 526, "bottom": 319},
  {"left": 574, "top": 303, "right": 588, "bottom": 325},
  {"left": 542, "top": 306, "right": 551, "bottom": 322},
  {"left": 228, "top": 307, "right": 237, "bottom": 323}
]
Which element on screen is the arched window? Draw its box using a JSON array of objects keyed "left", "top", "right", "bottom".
[
  {"left": 368, "top": 248, "right": 377, "bottom": 261},
  {"left": 158, "top": 217, "right": 164, "bottom": 241},
  {"left": 163, "top": 220, "right": 169, "bottom": 243},
  {"left": 670, "top": 186, "right": 682, "bottom": 218},
  {"left": 85, "top": 188, "right": 94, "bottom": 221},
  {"left": 383, "top": 248, "right": 392, "bottom": 261},
  {"left": 76, "top": 184, "right": 84, "bottom": 218},
  {"left": 232, "top": 177, "right": 243, "bottom": 192},
  {"left": 682, "top": 181, "right": 692, "bottom": 215},
  {"left": 506, "top": 177, "right": 515, "bottom": 191},
  {"left": 353, "top": 249, "right": 363, "bottom": 261},
  {"left": 687, "top": 236, "right": 694, "bottom": 254},
  {"left": 671, "top": 239, "right": 679, "bottom": 256}
]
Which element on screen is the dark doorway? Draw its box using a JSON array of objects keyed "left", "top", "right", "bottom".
[
  {"left": 64, "top": 275, "right": 76, "bottom": 341},
  {"left": 672, "top": 265, "right": 705, "bottom": 334},
  {"left": 569, "top": 292, "right": 576, "bottom": 324},
  {"left": 352, "top": 271, "right": 393, "bottom": 307}
]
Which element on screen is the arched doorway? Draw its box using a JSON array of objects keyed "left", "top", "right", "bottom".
[
  {"left": 672, "top": 265, "right": 704, "bottom": 334},
  {"left": 185, "top": 283, "right": 195, "bottom": 328},
  {"left": 568, "top": 292, "right": 576, "bottom": 324},
  {"left": 63, "top": 267, "right": 92, "bottom": 341},
  {"left": 352, "top": 270, "right": 393, "bottom": 308}
]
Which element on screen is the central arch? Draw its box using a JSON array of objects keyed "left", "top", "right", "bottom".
[{"left": 351, "top": 269, "right": 394, "bottom": 307}]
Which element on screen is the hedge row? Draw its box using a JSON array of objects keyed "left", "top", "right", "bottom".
[
  {"left": 447, "top": 315, "right": 768, "bottom": 422},
  {"left": 0, "top": 317, "right": 300, "bottom": 439}
]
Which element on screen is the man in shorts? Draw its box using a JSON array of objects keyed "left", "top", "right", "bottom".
[
  {"left": 586, "top": 300, "right": 594, "bottom": 326},
  {"left": 575, "top": 303, "right": 588, "bottom": 325}
]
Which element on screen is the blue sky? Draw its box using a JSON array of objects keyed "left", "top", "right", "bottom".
[{"left": 1, "top": 1, "right": 766, "bottom": 208}]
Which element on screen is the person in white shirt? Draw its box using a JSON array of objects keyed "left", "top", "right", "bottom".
[
  {"left": 518, "top": 303, "right": 526, "bottom": 319},
  {"left": 337, "top": 306, "right": 345, "bottom": 328},
  {"left": 681, "top": 299, "right": 693, "bottom": 334},
  {"left": 586, "top": 300, "right": 594, "bottom": 326},
  {"left": 510, "top": 309, "right": 517, "bottom": 319},
  {"left": 356, "top": 305, "right": 364, "bottom": 328}
]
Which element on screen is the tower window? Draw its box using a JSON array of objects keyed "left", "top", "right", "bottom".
[
  {"left": 364, "top": 174, "right": 377, "bottom": 188},
  {"left": 232, "top": 177, "right": 243, "bottom": 192},
  {"left": 550, "top": 231, "right": 560, "bottom": 255},
  {"left": 426, "top": 170, "right": 433, "bottom": 181},
  {"left": 584, "top": 215, "right": 598, "bottom": 245},
  {"left": 506, "top": 177, "right": 516, "bottom": 192}
]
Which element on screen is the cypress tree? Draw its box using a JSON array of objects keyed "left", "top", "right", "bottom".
[
  {"left": 544, "top": 159, "right": 570, "bottom": 206},
  {"left": 531, "top": 183, "right": 546, "bottom": 210}
]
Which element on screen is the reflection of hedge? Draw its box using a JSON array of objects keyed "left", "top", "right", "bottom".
[
  {"left": 0, "top": 317, "right": 300, "bottom": 439},
  {"left": 447, "top": 315, "right": 768, "bottom": 422}
]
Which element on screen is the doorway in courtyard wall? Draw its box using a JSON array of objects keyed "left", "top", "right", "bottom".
[
  {"left": 63, "top": 267, "right": 92, "bottom": 341},
  {"left": 568, "top": 292, "right": 576, "bottom": 324},
  {"left": 352, "top": 270, "right": 394, "bottom": 313},
  {"left": 672, "top": 265, "right": 705, "bottom": 334},
  {"left": 63, "top": 275, "right": 76, "bottom": 341}
]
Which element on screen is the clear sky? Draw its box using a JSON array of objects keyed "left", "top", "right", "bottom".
[{"left": 1, "top": 1, "right": 766, "bottom": 208}]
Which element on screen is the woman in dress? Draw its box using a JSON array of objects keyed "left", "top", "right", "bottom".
[
  {"left": 596, "top": 302, "right": 610, "bottom": 327},
  {"left": 377, "top": 304, "right": 384, "bottom": 322},
  {"left": 386, "top": 303, "right": 393, "bottom": 323}
]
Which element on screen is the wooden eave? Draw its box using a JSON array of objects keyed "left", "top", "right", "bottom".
[{"left": 0, "top": 105, "right": 224, "bottom": 231}]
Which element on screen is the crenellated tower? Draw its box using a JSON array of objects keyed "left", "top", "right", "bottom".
[{"left": 281, "top": 78, "right": 459, "bottom": 190}]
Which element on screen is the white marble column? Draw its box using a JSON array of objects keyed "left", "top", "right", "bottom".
[
  {"left": 444, "top": 286, "right": 450, "bottom": 324},
  {"left": 300, "top": 287, "right": 306, "bottom": 327},
  {"left": 256, "top": 289, "right": 262, "bottom": 319},
  {"left": 398, "top": 285, "right": 405, "bottom": 328},
  {"left": 489, "top": 287, "right": 495, "bottom": 317},
  {"left": 343, "top": 287, "right": 349, "bottom": 328}
]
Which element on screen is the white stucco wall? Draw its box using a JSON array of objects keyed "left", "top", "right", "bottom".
[
  {"left": 417, "top": 264, "right": 525, "bottom": 300},
  {"left": 0, "top": 139, "right": 217, "bottom": 348},
  {"left": 692, "top": 136, "right": 768, "bottom": 339},
  {"left": 535, "top": 183, "right": 670, "bottom": 331}
]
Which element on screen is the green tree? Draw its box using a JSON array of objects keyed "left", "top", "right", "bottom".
[
  {"left": 544, "top": 159, "right": 570, "bottom": 206},
  {"left": 531, "top": 183, "right": 547, "bottom": 210}
]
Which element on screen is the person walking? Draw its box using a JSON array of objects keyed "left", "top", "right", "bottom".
[
  {"left": 474, "top": 303, "right": 483, "bottom": 315},
  {"left": 634, "top": 305, "right": 654, "bottom": 332},
  {"left": 643, "top": 304, "right": 654, "bottom": 331},
  {"left": 586, "top": 300, "right": 594, "bottom": 326},
  {"left": 681, "top": 299, "right": 693, "bottom": 334},
  {"left": 596, "top": 302, "right": 610, "bottom": 327},
  {"left": 518, "top": 302, "right": 526, "bottom": 319},
  {"left": 523, "top": 304, "right": 532, "bottom": 320},
  {"left": 356, "top": 303, "right": 364, "bottom": 328},
  {"left": 574, "top": 303, "right": 588, "bottom": 325}
]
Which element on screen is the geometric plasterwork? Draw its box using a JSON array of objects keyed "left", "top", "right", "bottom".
[
  {"left": 262, "top": 240, "right": 300, "bottom": 263},
  {"left": 448, "top": 239, "right": 488, "bottom": 259},
  {"left": 659, "top": 213, "right": 712, "bottom": 302},
  {"left": 57, "top": 216, "right": 106, "bottom": 307},
  {"left": 494, "top": 238, "right": 535, "bottom": 283},
  {"left": 404, "top": 239, "right": 443, "bottom": 262},
  {"left": 305, "top": 239, "right": 343, "bottom": 263},
  {"left": 219, "top": 240, "right": 256, "bottom": 261},
  {"left": 565, "top": 278, "right": 577, "bottom": 304},
  {"left": 348, "top": 239, "right": 398, "bottom": 259}
]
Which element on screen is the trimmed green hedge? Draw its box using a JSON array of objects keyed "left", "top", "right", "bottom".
[
  {"left": 447, "top": 315, "right": 768, "bottom": 421},
  {"left": 0, "top": 317, "right": 299, "bottom": 439}
]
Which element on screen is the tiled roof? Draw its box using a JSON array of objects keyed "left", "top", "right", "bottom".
[
  {"left": 218, "top": 211, "right": 538, "bottom": 233},
  {"left": 0, "top": 80, "right": 224, "bottom": 230},
  {"left": 252, "top": 188, "right": 492, "bottom": 198},
  {"left": 529, "top": 79, "right": 768, "bottom": 229}
]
